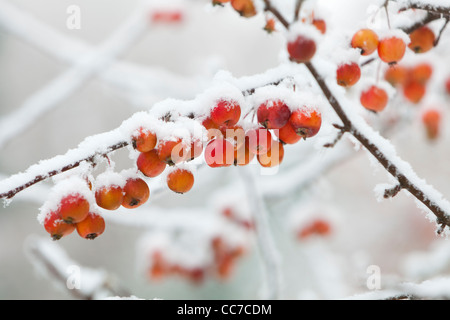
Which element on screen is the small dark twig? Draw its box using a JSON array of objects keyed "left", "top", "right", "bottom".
[
  {"left": 434, "top": 18, "right": 449, "bottom": 47},
  {"left": 323, "top": 124, "right": 347, "bottom": 148},
  {"left": 384, "top": 184, "right": 402, "bottom": 199},
  {"left": 263, "top": 0, "right": 290, "bottom": 29},
  {"left": 293, "top": 0, "right": 304, "bottom": 23}
]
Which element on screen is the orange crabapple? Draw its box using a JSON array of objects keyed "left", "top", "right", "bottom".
[
  {"left": 403, "top": 80, "right": 426, "bottom": 104},
  {"left": 43, "top": 210, "right": 76, "bottom": 240},
  {"left": 274, "top": 121, "right": 302, "bottom": 144},
  {"left": 204, "top": 138, "right": 235, "bottom": 168},
  {"left": 257, "top": 100, "right": 291, "bottom": 129},
  {"left": 210, "top": 99, "right": 242, "bottom": 128},
  {"left": 264, "top": 18, "right": 276, "bottom": 33},
  {"left": 408, "top": 26, "right": 435, "bottom": 54},
  {"left": 287, "top": 34, "right": 317, "bottom": 63},
  {"left": 131, "top": 127, "right": 157, "bottom": 153},
  {"left": 95, "top": 184, "right": 124, "bottom": 211},
  {"left": 76, "top": 211, "right": 106, "bottom": 240},
  {"left": 188, "top": 138, "right": 204, "bottom": 161},
  {"left": 137, "top": 149, "right": 167, "bottom": 178},
  {"left": 289, "top": 108, "right": 322, "bottom": 139},
  {"left": 257, "top": 140, "right": 285, "bottom": 168},
  {"left": 58, "top": 193, "right": 90, "bottom": 224},
  {"left": 422, "top": 108, "right": 441, "bottom": 140},
  {"left": 122, "top": 177, "right": 150, "bottom": 209},
  {"left": 246, "top": 128, "right": 273, "bottom": 155},
  {"left": 297, "top": 219, "right": 332, "bottom": 240},
  {"left": 312, "top": 19, "right": 326, "bottom": 34},
  {"left": 221, "top": 125, "right": 245, "bottom": 151},
  {"left": 360, "top": 85, "right": 389, "bottom": 112},
  {"left": 166, "top": 167, "right": 195, "bottom": 194},
  {"left": 234, "top": 135, "right": 255, "bottom": 166},
  {"left": 336, "top": 62, "right": 361, "bottom": 87},
  {"left": 230, "top": 0, "right": 257, "bottom": 18},
  {"left": 410, "top": 63, "right": 433, "bottom": 84},
  {"left": 378, "top": 36, "right": 407, "bottom": 64},
  {"left": 384, "top": 64, "right": 409, "bottom": 87},
  {"left": 157, "top": 137, "right": 189, "bottom": 165},
  {"left": 351, "top": 28, "right": 379, "bottom": 56}
]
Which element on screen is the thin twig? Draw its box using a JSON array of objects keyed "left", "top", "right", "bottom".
[
  {"left": 434, "top": 18, "right": 449, "bottom": 47},
  {"left": 293, "top": 0, "right": 304, "bottom": 23},
  {"left": 263, "top": 0, "right": 290, "bottom": 29}
]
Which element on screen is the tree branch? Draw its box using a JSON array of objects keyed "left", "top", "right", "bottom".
[
  {"left": 263, "top": 0, "right": 290, "bottom": 29},
  {"left": 304, "top": 62, "right": 450, "bottom": 233}
]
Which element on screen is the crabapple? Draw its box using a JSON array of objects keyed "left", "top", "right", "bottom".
[
  {"left": 422, "top": 109, "right": 441, "bottom": 140},
  {"left": 188, "top": 138, "right": 204, "bottom": 161},
  {"left": 410, "top": 63, "right": 433, "bottom": 84},
  {"left": 384, "top": 65, "right": 408, "bottom": 87},
  {"left": 351, "top": 28, "right": 379, "bottom": 56},
  {"left": 222, "top": 125, "right": 245, "bottom": 151},
  {"left": 264, "top": 18, "right": 276, "bottom": 33},
  {"left": 289, "top": 108, "right": 322, "bottom": 139},
  {"left": 95, "top": 185, "right": 124, "bottom": 211},
  {"left": 58, "top": 193, "right": 90, "bottom": 224},
  {"left": 360, "top": 85, "right": 389, "bottom": 112},
  {"left": 246, "top": 128, "right": 273, "bottom": 155},
  {"left": 336, "top": 62, "right": 361, "bottom": 87},
  {"left": 408, "top": 26, "right": 435, "bottom": 53},
  {"left": 166, "top": 168, "right": 195, "bottom": 194},
  {"left": 204, "top": 138, "right": 235, "bottom": 167},
  {"left": 210, "top": 99, "right": 241, "bottom": 128},
  {"left": 230, "top": 0, "right": 257, "bottom": 18},
  {"left": 76, "top": 212, "right": 106, "bottom": 240},
  {"left": 234, "top": 136, "right": 255, "bottom": 166},
  {"left": 157, "top": 138, "right": 188, "bottom": 165},
  {"left": 132, "top": 127, "right": 157, "bottom": 153},
  {"left": 43, "top": 210, "right": 76, "bottom": 240},
  {"left": 274, "top": 121, "right": 302, "bottom": 144},
  {"left": 257, "top": 100, "right": 291, "bottom": 129},
  {"left": 257, "top": 140, "right": 285, "bottom": 168},
  {"left": 378, "top": 36, "right": 406, "bottom": 64},
  {"left": 287, "top": 35, "right": 316, "bottom": 63},
  {"left": 137, "top": 149, "right": 167, "bottom": 178},
  {"left": 403, "top": 80, "right": 426, "bottom": 104},
  {"left": 312, "top": 19, "right": 326, "bottom": 34},
  {"left": 446, "top": 78, "right": 450, "bottom": 94},
  {"left": 122, "top": 178, "right": 150, "bottom": 209}
]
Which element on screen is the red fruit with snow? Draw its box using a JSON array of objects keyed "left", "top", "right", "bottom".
[
  {"left": 360, "top": 85, "right": 389, "bottom": 112},
  {"left": 257, "top": 100, "right": 291, "bottom": 129},
  {"left": 76, "top": 211, "right": 106, "bottom": 240},
  {"left": 336, "top": 62, "right": 361, "bottom": 87},
  {"left": 43, "top": 210, "right": 76, "bottom": 240},
  {"left": 287, "top": 34, "right": 317, "bottom": 63},
  {"left": 289, "top": 108, "right": 322, "bottom": 139}
]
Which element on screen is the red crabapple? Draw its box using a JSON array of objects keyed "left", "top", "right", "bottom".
[
  {"left": 58, "top": 193, "right": 90, "bottom": 224},
  {"left": 274, "top": 121, "right": 302, "bottom": 144},
  {"left": 446, "top": 78, "right": 450, "bottom": 94},
  {"left": 360, "top": 85, "right": 389, "bottom": 112},
  {"left": 210, "top": 99, "right": 241, "bottom": 128},
  {"left": 289, "top": 109, "right": 322, "bottom": 139},
  {"left": 336, "top": 62, "right": 361, "bottom": 87},
  {"left": 132, "top": 127, "right": 157, "bottom": 153},
  {"left": 246, "top": 128, "right": 273, "bottom": 155},
  {"left": 257, "top": 100, "right": 291, "bottom": 129},
  {"left": 137, "top": 149, "right": 167, "bottom": 178},
  {"left": 234, "top": 136, "right": 255, "bottom": 166},
  {"left": 287, "top": 35, "right": 317, "bottom": 63},
  {"left": 157, "top": 138, "right": 188, "bottom": 165},
  {"left": 122, "top": 178, "right": 150, "bottom": 209},
  {"left": 351, "top": 28, "right": 379, "bottom": 56},
  {"left": 76, "top": 212, "right": 106, "bottom": 240},
  {"left": 204, "top": 138, "right": 235, "bottom": 168},
  {"left": 43, "top": 210, "right": 76, "bottom": 240}
]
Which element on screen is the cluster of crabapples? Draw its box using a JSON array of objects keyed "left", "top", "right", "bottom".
[{"left": 39, "top": 87, "right": 322, "bottom": 241}]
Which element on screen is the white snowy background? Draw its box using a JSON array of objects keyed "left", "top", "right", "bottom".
[{"left": 0, "top": 0, "right": 450, "bottom": 300}]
